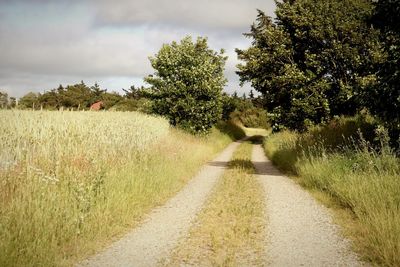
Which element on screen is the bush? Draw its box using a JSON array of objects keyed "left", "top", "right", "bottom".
[{"left": 264, "top": 115, "right": 378, "bottom": 174}]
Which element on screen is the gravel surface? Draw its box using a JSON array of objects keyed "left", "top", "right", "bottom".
[
  {"left": 252, "top": 144, "right": 365, "bottom": 267},
  {"left": 77, "top": 141, "right": 241, "bottom": 267}
]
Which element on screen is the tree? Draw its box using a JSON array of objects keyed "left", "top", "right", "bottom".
[
  {"left": 0, "top": 91, "right": 8, "bottom": 109},
  {"left": 9, "top": 97, "right": 16, "bottom": 108},
  {"left": 39, "top": 90, "right": 60, "bottom": 109},
  {"left": 145, "top": 36, "right": 227, "bottom": 134},
  {"left": 123, "top": 85, "right": 146, "bottom": 99},
  {"left": 90, "top": 82, "right": 106, "bottom": 104},
  {"left": 101, "top": 91, "right": 124, "bottom": 109},
  {"left": 60, "top": 81, "right": 92, "bottom": 109},
  {"left": 237, "top": 1, "right": 381, "bottom": 131},
  {"left": 19, "top": 92, "right": 40, "bottom": 109},
  {"left": 367, "top": 0, "right": 400, "bottom": 141},
  {"left": 230, "top": 98, "right": 270, "bottom": 129}
]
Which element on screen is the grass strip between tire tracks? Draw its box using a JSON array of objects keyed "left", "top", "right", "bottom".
[{"left": 163, "top": 140, "right": 266, "bottom": 267}]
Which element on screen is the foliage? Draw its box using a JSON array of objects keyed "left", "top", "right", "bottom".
[
  {"left": 237, "top": 1, "right": 381, "bottom": 131},
  {"left": 19, "top": 92, "right": 40, "bottom": 109},
  {"left": 221, "top": 92, "right": 239, "bottom": 120},
  {"left": 99, "top": 91, "right": 124, "bottom": 109},
  {"left": 230, "top": 98, "right": 269, "bottom": 129},
  {"left": 366, "top": 0, "right": 400, "bottom": 143},
  {"left": 145, "top": 36, "right": 227, "bottom": 134},
  {"left": 221, "top": 92, "right": 269, "bottom": 129},
  {"left": 215, "top": 120, "right": 246, "bottom": 141},
  {"left": 17, "top": 82, "right": 152, "bottom": 112},
  {"left": 122, "top": 85, "right": 149, "bottom": 100},
  {"left": 0, "top": 91, "right": 8, "bottom": 108},
  {"left": 8, "top": 97, "right": 16, "bottom": 108}
]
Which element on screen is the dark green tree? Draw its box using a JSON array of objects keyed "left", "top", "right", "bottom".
[
  {"left": 221, "top": 92, "right": 239, "bottom": 120},
  {"left": 101, "top": 91, "right": 124, "bottom": 109},
  {"left": 237, "top": 1, "right": 381, "bottom": 131},
  {"left": 145, "top": 36, "right": 227, "bottom": 134},
  {"left": 367, "top": 0, "right": 400, "bottom": 141},
  {"left": 60, "top": 81, "right": 92, "bottom": 109},
  {"left": 90, "top": 82, "right": 106, "bottom": 104},
  {"left": 230, "top": 98, "right": 270, "bottom": 129},
  {"left": 122, "top": 85, "right": 145, "bottom": 99},
  {"left": 39, "top": 90, "right": 61, "bottom": 109}
]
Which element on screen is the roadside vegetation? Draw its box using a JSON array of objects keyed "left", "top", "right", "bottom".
[
  {"left": 264, "top": 116, "right": 400, "bottom": 266},
  {"left": 0, "top": 110, "right": 233, "bottom": 267},
  {"left": 164, "top": 141, "right": 266, "bottom": 266}
]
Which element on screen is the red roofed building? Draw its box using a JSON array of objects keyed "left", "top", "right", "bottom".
[{"left": 90, "top": 101, "right": 103, "bottom": 111}]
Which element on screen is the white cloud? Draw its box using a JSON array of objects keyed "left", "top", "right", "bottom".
[{"left": 0, "top": 0, "right": 276, "bottom": 97}]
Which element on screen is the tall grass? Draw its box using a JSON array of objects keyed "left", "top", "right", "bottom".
[
  {"left": 0, "top": 110, "right": 232, "bottom": 266},
  {"left": 264, "top": 116, "right": 400, "bottom": 266}
]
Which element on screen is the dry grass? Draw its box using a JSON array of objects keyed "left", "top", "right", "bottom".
[
  {"left": 0, "top": 110, "right": 232, "bottom": 267},
  {"left": 163, "top": 141, "right": 266, "bottom": 267},
  {"left": 243, "top": 127, "right": 270, "bottom": 137}
]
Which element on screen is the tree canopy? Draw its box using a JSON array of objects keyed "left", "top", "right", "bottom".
[
  {"left": 236, "top": 0, "right": 381, "bottom": 131},
  {"left": 367, "top": 0, "right": 400, "bottom": 140},
  {"left": 145, "top": 36, "right": 227, "bottom": 134}
]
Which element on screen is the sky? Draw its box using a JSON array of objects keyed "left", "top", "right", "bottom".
[{"left": 0, "top": 0, "right": 276, "bottom": 98}]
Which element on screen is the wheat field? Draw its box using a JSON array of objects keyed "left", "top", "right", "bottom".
[{"left": 0, "top": 110, "right": 230, "bottom": 266}]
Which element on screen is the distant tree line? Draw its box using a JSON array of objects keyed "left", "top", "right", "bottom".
[{"left": 1, "top": 81, "right": 152, "bottom": 112}]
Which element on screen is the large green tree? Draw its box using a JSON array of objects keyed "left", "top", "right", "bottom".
[
  {"left": 145, "top": 36, "right": 227, "bottom": 134},
  {"left": 237, "top": 0, "right": 380, "bottom": 131},
  {"left": 368, "top": 0, "right": 400, "bottom": 140}
]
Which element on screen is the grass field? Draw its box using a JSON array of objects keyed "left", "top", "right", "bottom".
[
  {"left": 165, "top": 141, "right": 266, "bottom": 266},
  {"left": 263, "top": 116, "right": 400, "bottom": 266},
  {"left": 0, "top": 110, "right": 232, "bottom": 267}
]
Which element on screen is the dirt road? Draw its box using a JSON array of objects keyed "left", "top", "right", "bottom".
[
  {"left": 79, "top": 140, "right": 365, "bottom": 267},
  {"left": 252, "top": 144, "right": 365, "bottom": 266},
  {"left": 78, "top": 141, "right": 241, "bottom": 267}
]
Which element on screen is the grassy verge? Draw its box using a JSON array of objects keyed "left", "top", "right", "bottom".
[
  {"left": 263, "top": 116, "right": 400, "bottom": 266},
  {"left": 0, "top": 110, "right": 233, "bottom": 267},
  {"left": 164, "top": 141, "right": 266, "bottom": 266}
]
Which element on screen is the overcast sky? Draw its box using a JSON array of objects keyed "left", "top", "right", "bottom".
[{"left": 0, "top": 0, "right": 276, "bottom": 98}]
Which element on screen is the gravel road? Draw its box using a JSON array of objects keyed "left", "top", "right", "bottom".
[
  {"left": 77, "top": 141, "right": 241, "bottom": 267},
  {"left": 252, "top": 144, "right": 365, "bottom": 267}
]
